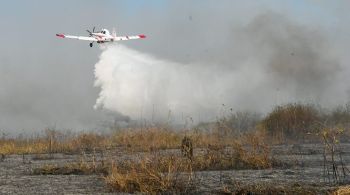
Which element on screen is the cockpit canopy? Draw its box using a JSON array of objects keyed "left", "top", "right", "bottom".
[{"left": 101, "top": 29, "right": 110, "bottom": 35}]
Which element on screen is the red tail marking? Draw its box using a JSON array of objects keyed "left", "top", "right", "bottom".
[{"left": 139, "top": 34, "right": 146, "bottom": 39}]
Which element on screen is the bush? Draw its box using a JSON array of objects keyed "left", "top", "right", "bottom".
[
  {"left": 262, "top": 103, "right": 320, "bottom": 142},
  {"left": 327, "top": 104, "right": 350, "bottom": 129}
]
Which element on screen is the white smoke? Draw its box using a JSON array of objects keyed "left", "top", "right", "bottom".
[
  {"left": 93, "top": 44, "right": 238, "bottom": 123},
  {"left": 93, "top": 13, "right": 349, "bottom": 124},
  {"left": 93, "top": 44, "right": 289, "bottom": 124}
]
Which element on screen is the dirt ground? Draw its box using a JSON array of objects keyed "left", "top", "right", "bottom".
[{"left": 1, "top": 143, "right": 350, "bottom": 194}]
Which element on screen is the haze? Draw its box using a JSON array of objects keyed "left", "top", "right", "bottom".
[{"left": 1, "top": 0, "right": 350, "bottom": 134}]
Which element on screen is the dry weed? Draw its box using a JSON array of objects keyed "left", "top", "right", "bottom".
[
  {"left": 105, "top": 155, "right": 196, "bottom": 193},
  {"left": 332, "top": 185, "right": 350, "bottom": 195},
  {"left": 111, "top": 127, "right": 182, "bottom": 151}
]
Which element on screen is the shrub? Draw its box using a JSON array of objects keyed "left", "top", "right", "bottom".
[
  {"left": 262, "top": 103, "right": 320, "bottom": 142},
  {"left": 326, "top": 104, "right": 350, "bottom": 130}
]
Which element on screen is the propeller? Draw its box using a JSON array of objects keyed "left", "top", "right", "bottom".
[{"left": 86, "top": 27, "right": 96, "bottom": 37}]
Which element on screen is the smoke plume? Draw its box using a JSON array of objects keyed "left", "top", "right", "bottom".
[{"left": 94, "top": 12, "right": 346, "bottom": 124}]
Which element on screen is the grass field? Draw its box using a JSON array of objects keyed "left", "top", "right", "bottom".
[{"left": 1, "top": 103, "right": 350, "bottom": 194}]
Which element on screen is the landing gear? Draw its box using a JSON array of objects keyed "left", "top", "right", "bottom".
[{"left": 89, "top": 42, "right": 93, "bottom": 47}]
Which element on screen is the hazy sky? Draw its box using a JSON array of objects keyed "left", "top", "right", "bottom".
[{"left": 0, "top": 0, "right": 349, "bottom": 134}]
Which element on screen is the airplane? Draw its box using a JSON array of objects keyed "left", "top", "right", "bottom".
[{"left": 56, "top": 27, "right": 146, "bottom": 47}]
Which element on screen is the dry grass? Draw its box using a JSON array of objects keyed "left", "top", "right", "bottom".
[
  {"left": 0, "top": 129, "right": 177, "bottom": 155},
  {"left": 30, "top": 127, "right": 276, "bottom": 193},
  {"left": 111, "top": 127, "right": 230, "bottom": 151},
  {"left": 105, "top": 155, "right": 196, "bottom": 193},
  {"left": 111, "top": 127, "right": 183, "bottom": 151},
  {"left": 2, "top": 116, "right": 282, "bottom": 194},
  {"left": 0, "top": 139, "right": 48, "bottom": 155},
  {"left": 0, "top": 127, "right": 208, "bottom": 155},
  {"left": 191, "top": 130, "right": 274, "bottom": 171},
  {"left": 0, "top": 132, "right": 109, "bottom": 155},
  {"left": 332, "top": 185, "right": 350, "bottom": 195}
]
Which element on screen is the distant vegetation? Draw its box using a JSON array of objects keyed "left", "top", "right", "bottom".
[
  {"left": 261, "top": 103, "right": 350, "bottom": 143},
  {"left": 2, "top": 103, "right": 350, "bottom": 155}
]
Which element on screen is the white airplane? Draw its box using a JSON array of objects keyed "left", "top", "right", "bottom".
[{"left": 56, "top": 27, "right": 146, "bottom": 47}]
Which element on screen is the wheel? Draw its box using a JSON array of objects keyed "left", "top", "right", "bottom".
[{"left": 89, "top": 43, "right": 93, "bottom": 47}]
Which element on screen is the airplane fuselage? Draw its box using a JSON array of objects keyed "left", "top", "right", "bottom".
[{"left": 91, "top": 33, "right": 113, "bottom": 42}]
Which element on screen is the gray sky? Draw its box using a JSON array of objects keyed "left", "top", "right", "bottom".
[{"left": 0, "top": 1, "right": 350, "bottom": 133}]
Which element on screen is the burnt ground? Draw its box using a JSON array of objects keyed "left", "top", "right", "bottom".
[
  {"left": 0, "top": 154, "right": 105, "bottom": 194},
  {"left": 1, "top": 144, "right": 350, "bottom": 194}
]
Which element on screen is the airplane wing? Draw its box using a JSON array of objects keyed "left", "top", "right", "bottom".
[
  {"left": 56, "top": 34, "right": 97, "bottom": 41},
  {"left": 113, "top": 34, "right": 146, "bottom": 41}
]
